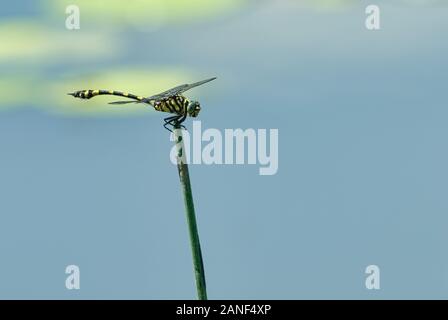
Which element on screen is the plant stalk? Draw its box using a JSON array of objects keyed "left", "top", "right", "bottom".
[{"left": 173, "top": 125, "right": 207, "bottom": 300}]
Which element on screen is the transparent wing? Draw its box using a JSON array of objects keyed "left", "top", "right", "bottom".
[
  {"left": 108, "top": 100, "right": 142, "bottom": 105},
  {"left": 146, "top": 77, "right": 217, "bottom": 102}
]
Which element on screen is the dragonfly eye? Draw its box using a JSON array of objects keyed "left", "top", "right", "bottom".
[{"left": 188, "top": 101, "right": 201, "bottom": 117}]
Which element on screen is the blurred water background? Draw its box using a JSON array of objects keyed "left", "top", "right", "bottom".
[{"left": 0, "top": 0, "right": 447, "bottom": 299}]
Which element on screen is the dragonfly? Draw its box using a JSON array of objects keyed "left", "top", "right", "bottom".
[{"left": 68, "top": 77, "right": 216, "bottom": 131}]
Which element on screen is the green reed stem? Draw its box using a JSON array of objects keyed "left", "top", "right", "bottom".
[{"left": 173, "top": 124, "right": 207, "bottom": 300}]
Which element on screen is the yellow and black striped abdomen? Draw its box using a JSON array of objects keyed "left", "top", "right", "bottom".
[
  {"left": 154, "top": 95, "right": 189, "bottom": 115},
  {"left": 70, "top": 89, "right": 144, "bottom": 102}
]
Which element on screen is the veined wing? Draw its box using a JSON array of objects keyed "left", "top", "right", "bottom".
[
  {"left": 108, "top": 100, "right": 145, "bottom": 105},
  {"left": 145, "top": 77, "right": 217, "bottom": 102}
]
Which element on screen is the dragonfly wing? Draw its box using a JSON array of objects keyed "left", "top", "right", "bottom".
[
  {"left": 146, "top": 84, "right": 189, "bottom": 101},
  {"left": 146, "top": 77, "right": 217, "bottom": 102},
  {"left": 179, "top": 77, "right": 217, "bottom": 93},
  {"left": 108, "top": 100, "right": 141, "bottom": 105}
]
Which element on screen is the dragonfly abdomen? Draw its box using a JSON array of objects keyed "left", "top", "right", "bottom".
[
  {"left": 69, "top": 90, "right": 144, "bottom": 101},
  {"left": 154, "top": 95, "right": 189, "bottom": 115}
]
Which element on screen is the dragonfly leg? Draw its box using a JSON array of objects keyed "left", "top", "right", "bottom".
[
  {"left": 175, "top": 117, "right": 187, "bottom": 131},
  {"left": 163, "top": 115, "right": 181, "bottom": 132}
]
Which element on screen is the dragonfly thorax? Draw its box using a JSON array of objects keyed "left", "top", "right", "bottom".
[{"left": 153, "top": 96, "right": 201, "bottom": 118}]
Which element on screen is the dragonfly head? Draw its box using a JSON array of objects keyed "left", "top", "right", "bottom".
[{"left": 187, "top": 101, "right": 201, "bottom": 117}]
